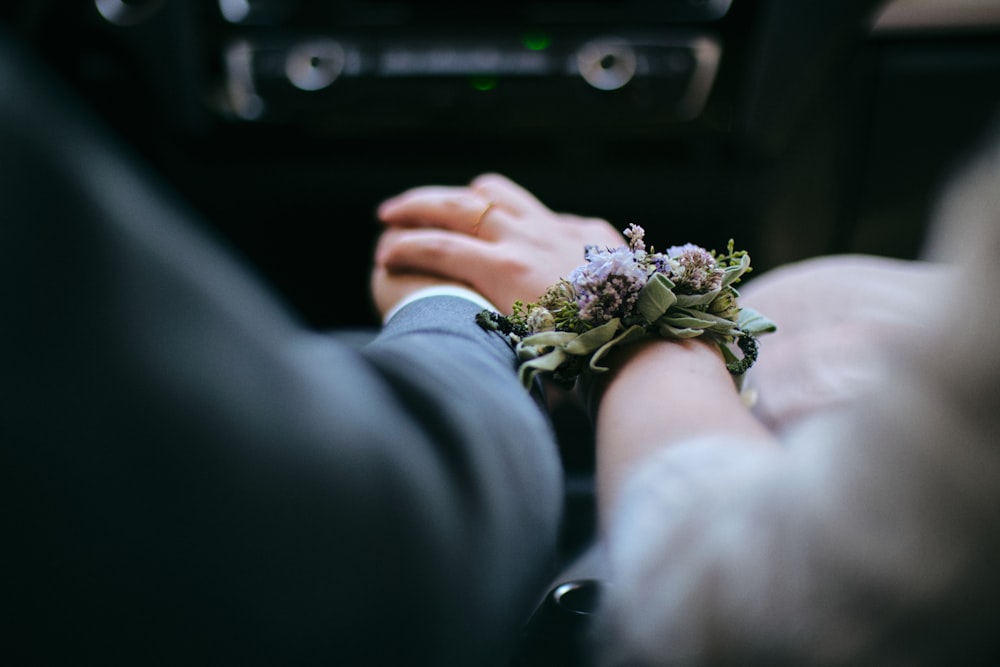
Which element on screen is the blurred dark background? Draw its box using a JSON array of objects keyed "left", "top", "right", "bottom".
[{"left": 2, "top": 0, "right": 999, "bottom": 333}]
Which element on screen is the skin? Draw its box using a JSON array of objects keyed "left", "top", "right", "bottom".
[
  {"left": 737, "top": 255, "right": 950, "bottom": 434},
  {"left": 589, "top": 338, "right": 777, "bottom": 524},
  {"left": 371, "top": 173, "right": 776, "bottom": 521},
  {"left": 369, "top": 171, "right": 942, "bottom": 520},
  {"left": 372, "top": 173, "right": 626, "bottom": 319}
]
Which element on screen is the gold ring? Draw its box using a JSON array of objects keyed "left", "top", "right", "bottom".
[{"left": 471, "top": 200, "right": 495, "bottom": 235}]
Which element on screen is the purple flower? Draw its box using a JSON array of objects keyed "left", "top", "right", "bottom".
[
  {"left": 650, "top": 253, "right": 672, "bottom": 276},
  {"left": 568, "top": 244, "right": 650, "bottom": 324},
  {"left": 623, "top": 223, "right": 646, "bottom": 252},
  {"left": 664, "top": 244, "right": 723, "bottom": 293}
]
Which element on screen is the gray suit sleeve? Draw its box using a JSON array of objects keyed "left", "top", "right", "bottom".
[{"left": 0, "top": 29, "right": 562, "bottom": 667}]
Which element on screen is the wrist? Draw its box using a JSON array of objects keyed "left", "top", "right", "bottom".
[
  {"left": 593, "top": 337, "right": 773, "bottom": 513},
  {"left": 475, "top": 227, "right": 776, "bottom": 392},
  {"left": 611, "top": 336, "right": 725, "bottom": 370},
  {"left": 583, "top": 338, "right": 727, "bottom": 418}
]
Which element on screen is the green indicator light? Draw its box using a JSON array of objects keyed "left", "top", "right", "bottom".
[
  {"left": 522, "top": 31, "right": 551, "bottom": 51},
  {"left": 470, "top": 76, "right": 498, "bottom": 91}
]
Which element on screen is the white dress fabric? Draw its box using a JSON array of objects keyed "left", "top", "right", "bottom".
[{"left": 591, "top": 128, "right": 1000, "bottom": 665}]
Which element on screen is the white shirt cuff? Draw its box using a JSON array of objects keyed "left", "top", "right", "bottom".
[{"left": 382, "top": 285, "right": 499, "bottom": 324}]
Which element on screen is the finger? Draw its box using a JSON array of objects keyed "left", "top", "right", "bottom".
[
  {"left": 469, "top": 173, "right": 552, "bottom": 218},
  {"left": 375, "top": 227, "right": 497, "bottom": 287},
  {"left": 558, "top": 213, "right": 628, "bottom": 247},
  {"left": 377, "top": 186, "right": 495, "bottom": 233},
  {"left": 377, "top": 185, "right": 470, "bottom": 217}
]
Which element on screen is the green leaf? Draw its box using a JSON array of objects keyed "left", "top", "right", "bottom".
[
  {"left": 678, "top": 306, "right": 740, "bottom": 327},
  {"left": 675, "top": 289, "right": 721, "bottom": 307},
  {"left": 661, "top": 314, "right": 716, "bottom": 329},
  {"left": 738, "top": 307, "right": 778, "bottom": 335},
  {"left": 656, "top": 323, "right": 705, "bottom": 339},
  {"left": 721, "top": 254, "right": 751, "bottom": 287},
  {"left": 637, "top": 274, "right": 677, "bottom": 323},
  {"left": 519, "top": 331, "right": 579, "bottom": 350},
  {"left": 662, "top": 307, "right": 741, "bottom": 337},
  {"left": 589, "top": 324, "right": 648, "bottom": 371},
  {"left": 517, "top": 347, "right": 569, "bottom": 389},
  {"left": 565, "top": 318, "right": 622, "bottom": 355}
]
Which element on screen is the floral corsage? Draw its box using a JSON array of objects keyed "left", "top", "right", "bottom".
[{"left": 476, "top": 224, "right": 776, "bottom": 390}]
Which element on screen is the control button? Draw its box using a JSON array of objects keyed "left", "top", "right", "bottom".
[
  {"left": 285, "top": 40, "right": 346, "bottom": 91},
  {"left": 576, "top": 39, "right": 637, "bottom": 91}
]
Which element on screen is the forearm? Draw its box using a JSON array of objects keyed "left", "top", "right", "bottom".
[{"left": 593, "top": 338, "right": 777, "bottom": 525}]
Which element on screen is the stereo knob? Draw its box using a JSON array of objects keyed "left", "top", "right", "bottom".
[
  {"left": 576, "top": 39, "right": 638, "bottom": 91},
  {"left": 285, "top": 40, "right": 346, "bottom": 91}
]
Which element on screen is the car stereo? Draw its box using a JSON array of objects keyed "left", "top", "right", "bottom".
[{"left": 211, "top": 0, "right": 732, "bottom": 132}]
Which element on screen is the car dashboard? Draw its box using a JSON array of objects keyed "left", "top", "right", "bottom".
[{"left": 3, "top": 0, "right": 999, "bottom": 334}]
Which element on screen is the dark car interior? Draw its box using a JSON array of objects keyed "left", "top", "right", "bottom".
[
  {"left": 4, "top": 0, "right": 999, "bottom": 661},
  {"left": 6, "top": 0, "right": 1000, "bottom": 327}
]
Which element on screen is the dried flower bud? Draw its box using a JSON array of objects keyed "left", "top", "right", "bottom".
[
  {"left": 708, "top": 289, "right": 739, "bottom": 320},
  {"left": 539, "top": 280, "right": 575, "bottom": 310},
  {"left": 624, "top": 223, "right": 646, "bottom": 252},
  {"left": 526, "top": 306, "right": 556, "bottom": 333}
]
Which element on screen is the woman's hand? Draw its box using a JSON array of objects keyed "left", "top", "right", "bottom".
[
  {"left": 374, "top": 173, "right": 625, "bottom": 314},
  {"left": 739, "top": 254, "right": 951, "bottom": 433}
]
